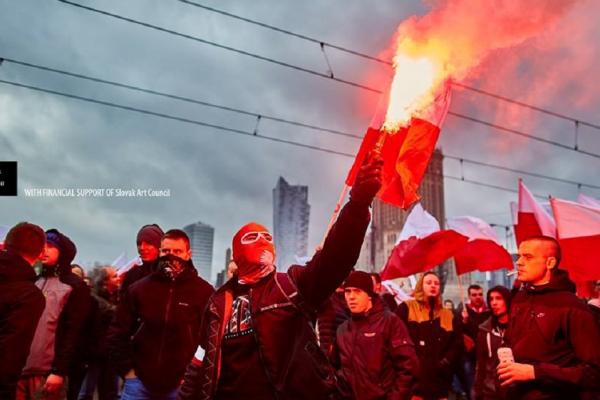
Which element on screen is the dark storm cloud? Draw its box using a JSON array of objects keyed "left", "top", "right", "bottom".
[{"left": 1, "top": 0, "right": 598, "bottom": 278}]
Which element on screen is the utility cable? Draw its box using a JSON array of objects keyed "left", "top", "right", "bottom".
[
  {"left": 55, "top": 1, "right": 600, "bottom": 159},
  {"left": 177, "top": 0, "right": 600, "bottom": 130},
  {"left": 3, "top": 56, "right": 599, "bottom": 189},
  {"left": 1, "top": 77, "right": 556, "bottom": 198}
]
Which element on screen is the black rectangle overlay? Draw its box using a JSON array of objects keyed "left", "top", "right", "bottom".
[{"left": 0, "top": 161, "right": 17, "bottom": 196}]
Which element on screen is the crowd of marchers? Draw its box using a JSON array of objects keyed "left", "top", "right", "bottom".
[{"left": 1, "top": 157, "right": 600, "bottom": 400}]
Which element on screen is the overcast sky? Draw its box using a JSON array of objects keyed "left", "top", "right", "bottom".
[{"left": 1, "top": 0, "right": 599, "bottom": 281}]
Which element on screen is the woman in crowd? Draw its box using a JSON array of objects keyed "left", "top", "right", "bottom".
[{"left": 397, "top": 271, "right": 463, "bottom": 400}]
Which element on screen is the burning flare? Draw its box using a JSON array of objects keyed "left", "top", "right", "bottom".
[{"left": 383, "top": 55, "right": 444, "bottom": 132}]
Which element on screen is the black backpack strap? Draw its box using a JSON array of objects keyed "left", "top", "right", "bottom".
[{"left": 274, "top": 272, "right": 316, "bottom": 326}]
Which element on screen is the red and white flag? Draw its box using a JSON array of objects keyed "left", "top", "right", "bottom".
[
  {"left": 514, "top": 180, "right": 556, "bottom": 246},
  {"left": 577, "top": 193, "right": 600, "bottom": 209},
  {"left": 550, "top": 198, "right": 600, "bottom": 282},
  {"left": 345, "top": 85, "right": 451, "bottom": 210},
  {"left": 381, "top": 203, "right": 468, "bottom": 280},
  {"left": 447, "top": 216, "right": 513, "bottom": 275}
]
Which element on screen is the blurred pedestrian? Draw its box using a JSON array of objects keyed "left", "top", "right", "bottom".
[{"left": 78, "top": 265, "right": 120, "bottom": 400}]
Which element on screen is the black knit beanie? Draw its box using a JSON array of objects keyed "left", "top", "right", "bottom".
[
  {"left": 136, "top": 224, "right": 164, "bottom": 248},
  {"left": 343, "top": 271, "right": 376, "bottom": 297}
]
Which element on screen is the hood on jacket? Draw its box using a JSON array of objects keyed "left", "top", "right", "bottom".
[
  {"left": 525, "top": 268, "right": 576, "bottom": 294},
  {"left": 43, "top": 229, "right": 77, "bottom": 276},
  {"left": 0, "top": 249, "right": 37, "bottom": 283}
]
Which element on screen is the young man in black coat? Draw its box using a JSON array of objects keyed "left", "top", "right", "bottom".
[
  {"left": 108, "top": 229, "right": 214, "bottom": 400},
  {"left": 473, "top": 286, "right": 511, "bottom": 400},
  {"left": 17, "top": 229, "right": 92, "bottom": 400},
  {"left": 119, "top": 224, "right": 164, "bottom": 297},
  {"left": 177, "top": 156, "right": 383, "bottom": 400},
  {"left": 500, "top": 236, "right": 600, "bottom": 399},
  {"left": 334, "top": 271, "right": 417, "bottom": 400},
  {"left": 0, "top": 222, "right": 46, "bottom": 400}
]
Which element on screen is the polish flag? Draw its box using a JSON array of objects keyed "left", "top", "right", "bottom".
[
  {"left": 345, "top": 84, "right": 451, "bottom": 210},
  {"left": 577, "top": 193, "right": 600, "bottom": 209},
  {"left": 550, "top": 198, "right": 600, "bottom": 282},
  {"left": 115, "top": 256, "right": 143, "bottom": 276},
  {"left": 514, "top": 180, "right": 556, "bottom": 246},
  {"left": 447, "top": 216, "right": 514, "bottom": 275},
  {"left": 381, "top": 203, "right": 468, "bottom": 279}
]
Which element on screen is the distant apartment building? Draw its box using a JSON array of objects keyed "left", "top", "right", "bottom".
[
  {"left": 182, "top": 221, "right": 214, "bottom": 281},
  {"left": 273, "top": 177, "right": 310, "bottom": 271}
]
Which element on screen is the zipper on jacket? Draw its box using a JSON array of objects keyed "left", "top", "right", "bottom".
[
  {"left": 157, "top": 284, "right": 175, "bottom": 366},
  {"left": 249, "top": 287, "right": 280, "bottom": 400}
]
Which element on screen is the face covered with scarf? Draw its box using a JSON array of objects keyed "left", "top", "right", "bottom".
[{"left": 232, "top": 222, "right": 276, "bottom": 284}]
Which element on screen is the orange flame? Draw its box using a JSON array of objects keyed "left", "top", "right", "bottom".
[{"left": 380, "top": 0, "right": 582, "bottom": 134}]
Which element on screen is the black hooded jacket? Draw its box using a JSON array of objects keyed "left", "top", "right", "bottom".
[
  {"left": 108, "top": 260, "right": 214, "bottom": 392},
  {"left": 334, "top": 298, "right": 418, "bottom": 400},
  {"left": 0, "top": 250, "right": 45, "bottom": 399},
  {"left": 21, "top": 230, "right": 92, "bottom": 378},
  {"left": 505, "top": 269, "right": 600, "bottom": 399}
]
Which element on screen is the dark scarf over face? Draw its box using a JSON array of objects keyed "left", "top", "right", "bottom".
[{"left": 157, "top": 254, "right": 188, "bottom": 280}]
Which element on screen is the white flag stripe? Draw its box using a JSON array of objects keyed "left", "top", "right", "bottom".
[
  {"left": 398, "top": 203, "right": 440, "bottom": 243},
  {"left": 519, "top": 180, "right": 556, "bottom": 236},
  {"left": 111, "top": 252, "right": 127, "bottom": 269},
  {"left": 577, "top": 193, "right": 600, "bottom": 208},
  {"left": 447, "top": 216, "right": 500, "bottom": 244},
  {"left": 551, "top": 198, "right": 600, "bottom": 239}
]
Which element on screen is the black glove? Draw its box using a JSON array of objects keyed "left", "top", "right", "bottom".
[{"left": 349, "top": 155, "right": 383, "bottom": 205}]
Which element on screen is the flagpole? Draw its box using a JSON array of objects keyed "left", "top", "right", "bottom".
[
  {"left": 319, "top": 184, "right": 350, "bottom": 248},
  {"left": 457, "top": 268, "right": 466, "bottom": 311}
]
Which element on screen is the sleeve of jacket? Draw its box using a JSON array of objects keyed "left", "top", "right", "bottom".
[
  {"left": 0, "top": 285, "right": 45, "bottom": 396},
  {"left": 107, "top": 285, "right": 138, "bottom": 377},
  {"left": 533, "top": 306, "right": 600, "bottom": 390},
  {"left": 292, "top": 200, "right": 371, "bottom": 310},
  {"left": 52, "top": 278, "right": 92, "bottom": 376},
  {"left": 473, "top": 329, "right": 488, "bottom": 400},
  {"left": 387, "top": 314, "right": 418, "bottom": 400}
]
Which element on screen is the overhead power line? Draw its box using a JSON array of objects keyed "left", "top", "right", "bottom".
[
  {"left": 177, "top": 0, "right": 600, "bottom": 131},
  {"left": 176, "top": 0, "right": 389, "bottom": 65},
  {"left": 55, "top": 0, "right": 600, "bottom": 160},
  {"left": 1, "top": 57, "right": 360, "bottom": 140},
  {"left": 3, "top": 56, "right": 599, "bottom": 191},
  {"left": 56, "top": 0, "right": 379, "bottom": 93},
  {"left": 1, "top": 77, "right": 554, "bottom": 198}
]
